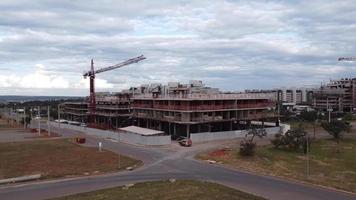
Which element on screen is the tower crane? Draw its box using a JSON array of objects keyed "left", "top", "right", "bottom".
[{"left": 83, "top": 55, "right": 146, "bottom": 124}]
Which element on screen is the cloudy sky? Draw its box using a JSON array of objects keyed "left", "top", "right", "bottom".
[{"left": 0, "top": 0, "right": 355, "bottom": 96}]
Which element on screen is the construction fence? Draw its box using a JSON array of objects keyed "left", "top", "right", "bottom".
[
  {"left": 30, "top": 120, "right": 171, "bottom": 146},
  {"left": 30, "top": 120, "right": 289, "bottom": 145},
  {"left": 190, "top": 125, "right": 289, "bottom": 143}
]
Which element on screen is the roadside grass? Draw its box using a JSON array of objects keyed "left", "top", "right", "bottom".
[
  {"left": 197, "top": 138, "right": 356, "bottom": 193},
  {"left": 51, "top": 180, "right": 266, "bottom": 200},
  {"left": 287, "top": 120, "right": 313, "bottom": 129},
  {"left": 0, "top": 139, "right": 141, "bottom": 179},
  {"left": 287, "top": 120, "right": 323, "bottom": 132}
]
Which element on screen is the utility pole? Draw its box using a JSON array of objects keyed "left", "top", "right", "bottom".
[
  {"left": 38, "top": 106, "right": 41, "bottom": 136},
  {"left": 47, "top": 106, "right": 51, "bottom": 136},
  {"left": 306, "top": 133, "right": 309, "bottom": 179},
  {"left": 23, "top": 107, "right": 26, "bottom": 129},
  {"left": 116, "top": 117, "right": 121, "bottom": 169},
  {"left": 16, "top": 107, "right": 20, "bottom": 126}
]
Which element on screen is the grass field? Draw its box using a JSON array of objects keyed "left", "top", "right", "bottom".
[
  {"left": 0, "top": 139, "right": 141, "bottom": 179},
  {"left": 197, "top": 138, "right": 356, "bottom": 193},
  {"left": 52, "top": 180, "right": 265, "bottom": 200}
]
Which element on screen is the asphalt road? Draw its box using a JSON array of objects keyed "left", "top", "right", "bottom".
[{"left": 0, "top": 127, "right": 355, "bottom": 200}]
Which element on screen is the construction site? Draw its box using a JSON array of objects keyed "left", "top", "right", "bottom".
[{"left": 62, "top": 80, "right": 277, "bottom": 139}]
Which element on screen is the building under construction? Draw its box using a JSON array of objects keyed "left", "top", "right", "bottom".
[
  {"left": 62, "top": 92, "right": 132, "bottom": 129},
  {"left": 61, "top": 81, "right": 276, "bottom": 138},
  {"left": 312, "top": 78, "right": 356, "bottom": 112}
]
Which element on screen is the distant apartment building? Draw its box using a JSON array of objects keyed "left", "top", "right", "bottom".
[
  {"left": 246, "top": 87, "right": 311, "bottom": 105},
  {"left": 312, "top": 78, "right": 356, "bottom": 112},
  {"left": 280, "top": 87, "right": 309, "bottom": 104},
  {"left": 62, "top": 81, "right": 276, "bottom": 137}
]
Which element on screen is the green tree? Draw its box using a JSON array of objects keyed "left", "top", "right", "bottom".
[
  {"left": 342, "top": 113, "right": 354, "bottom": 122},
  {"left": 240, "top": 127, "right": 267, "bottom": 156},
  {"left": 321, "top": 120, "right": 351, "bottom": 144},
  {"left": 300, "top": 111, "right": 318, "bottom": 139},
  {"left": 271, "top": 124, "right": 308, "bottom": 152}
]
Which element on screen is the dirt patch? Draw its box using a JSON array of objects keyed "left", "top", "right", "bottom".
[{"left": 208, "top": 149, "right": 228, "bottom": 157}]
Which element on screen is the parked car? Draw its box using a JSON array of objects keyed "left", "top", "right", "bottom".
[{"left": 177, "top": 136, "right": 192, "bottom": 147}]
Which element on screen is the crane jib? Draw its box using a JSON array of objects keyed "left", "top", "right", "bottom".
[{"left": 83, "top": 55, "right": 146, "bottom": 77}]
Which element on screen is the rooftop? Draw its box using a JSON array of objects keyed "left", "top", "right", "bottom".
[
  {"left": 119, "top": 126, "right": 164, "bottom": 136},
  {"left": 133, "top": 93, "right": 275, "bottom": 100}
]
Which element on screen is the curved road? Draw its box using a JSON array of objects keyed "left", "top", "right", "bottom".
[{"left": 0, "top": 128, "right": 355, "bottom": 200}]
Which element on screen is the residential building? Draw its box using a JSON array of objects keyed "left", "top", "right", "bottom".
[{"left": 246, "top": 87, "right": 311, "bottom": 105}]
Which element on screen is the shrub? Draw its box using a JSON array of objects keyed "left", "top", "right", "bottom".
[
  {"left": 239, "top": 127, "right": 266, "bottom": 157},
  {"left": 239, "top": 140, "right": 256, "bottom": 156},
  {"left": 271, "top": 126, "right": 308, "bottom": 152}
]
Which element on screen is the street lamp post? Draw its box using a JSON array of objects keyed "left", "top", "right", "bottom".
[
  {"left": 58, "top": 104, "right": 61, "bottom": 136},
  {"left": 306, "top": 133, "right": 309, "bottom": 179},
  {"left": 47, "top": 106, "right": 51, "bottom": 136},
  {"left": 295, "top": 116, "right": 310, "bottom": 179}
]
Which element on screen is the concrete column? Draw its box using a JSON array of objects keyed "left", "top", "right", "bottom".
[
  {"left": 173, "top": 123, "right": 176, "bottom": 137},
  {"left": 186, "top": 124, "right": 190, "bottom": 138},
  {"left": 168, "top": 122, "right": 171, "bottom": 135},
  {"left": 158, "top": 122, "right": 162, "bottom": 130}
]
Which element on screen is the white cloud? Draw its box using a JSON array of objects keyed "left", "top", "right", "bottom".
[
  {"left": 74, "top": 77, "right": 114, "bottom": 89},
  {"left": 0, "top": 1, "right": 355, "bottom": 95},
  {"left": 203, "top": 65, "right": 241, "bottom": 72},
  {"left": 0, "top": 64, "right": 69, "bottom": 88},
  {"left": 0, "top": 64, "right": 114, "bottom": 90}
]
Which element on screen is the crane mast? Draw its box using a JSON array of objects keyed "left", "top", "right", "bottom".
[{"left": 83, "top": 55, "right": 146, "bottom": 124}]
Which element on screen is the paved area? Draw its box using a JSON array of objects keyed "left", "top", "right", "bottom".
[{"left": 0, "top": 126, "right": 355, "bottom": 200}]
